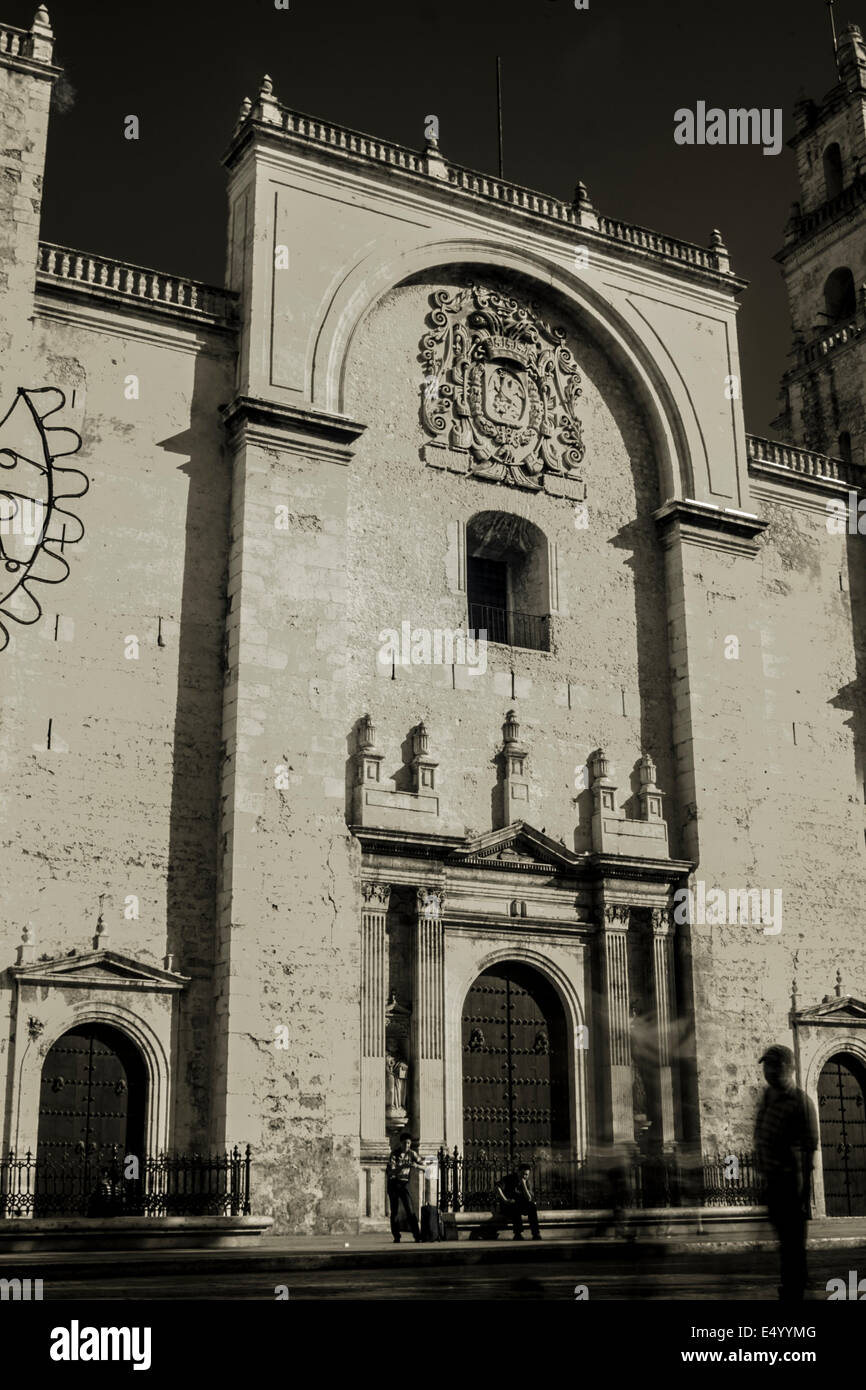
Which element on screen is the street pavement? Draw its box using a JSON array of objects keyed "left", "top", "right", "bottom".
[{"left": 13, "top": 1241, "right": 866, "bottom": 1300}]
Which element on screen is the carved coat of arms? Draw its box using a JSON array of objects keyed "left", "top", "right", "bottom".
[{"left": 420, "top": 286, "right": 585, "bottom": 491}]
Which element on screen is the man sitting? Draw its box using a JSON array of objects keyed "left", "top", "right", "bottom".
[{"left": 496, "top": 1163, "right": 542, "bottom": 1240}]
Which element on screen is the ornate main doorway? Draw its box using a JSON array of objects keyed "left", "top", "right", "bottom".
[
  {"left": 461, "top": 962, "right": 570, "bottom": 1163},
  {"left": 36, "top": 1023, "right": 147, "bottom": 1213},
  {"left": 818, "top": 1052, "right": 866, "bottom": 1216}
]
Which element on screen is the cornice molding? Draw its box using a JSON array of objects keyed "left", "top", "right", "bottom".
[
  {"left": 654, "top": 498, "right": 768, "bottom": 557},
  {"left": 221, "top": 395, "right": 367, "bottom": 455}
]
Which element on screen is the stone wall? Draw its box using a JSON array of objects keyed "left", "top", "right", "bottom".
[{"left": 0, "top": 299, "right": 234, "bottom": 1151}]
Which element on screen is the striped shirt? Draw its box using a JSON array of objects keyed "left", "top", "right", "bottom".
[{"left": 754, "top": 1084, "right": 818, "bottom": 1179}]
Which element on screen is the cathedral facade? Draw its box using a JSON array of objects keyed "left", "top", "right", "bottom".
[{"left": 1, "top": 8, "right": 865, "bottom": 1234}]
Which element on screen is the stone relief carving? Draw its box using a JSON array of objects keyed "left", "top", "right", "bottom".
[{"left": 420, "top": 286, "right": 585, "bottom": 490}]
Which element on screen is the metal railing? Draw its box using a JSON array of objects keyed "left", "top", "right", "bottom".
[
  {"left": 468, "top": 603, "right": 550, "bottom": 652},
  {"left": 0, "top": 1145, "right": 252, "bottom": 1219},
  {"left": 437, "top": 1148, "right": 766, "bottom": 1213}
]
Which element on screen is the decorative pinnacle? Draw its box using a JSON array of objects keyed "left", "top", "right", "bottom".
[
  {"left": 239, "top": 96, "right": 252, "bottom": 121},
  {"left": 259, "top": 74, "right": 274, "bottom": 98},
  {"left": 32, "top": 5, "right": 52, "bottom": 30}
]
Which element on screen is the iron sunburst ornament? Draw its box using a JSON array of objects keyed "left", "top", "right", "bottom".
[
  {"left": 420, "top": 285, "right": 585, "bottom": 490},
  {"left": 0, "top": 387, "right": 87, "bottom": 650}
]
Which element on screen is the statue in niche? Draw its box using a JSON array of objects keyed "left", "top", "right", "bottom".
[
  {"left": 629, "top": 998, "right": 656, "bottom": 1140},
  {"left": 386, "top": 1050, "right": 409, "bottom": 1130}
]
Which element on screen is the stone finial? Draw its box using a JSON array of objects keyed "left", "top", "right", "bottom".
[
  {"left": 573, "top": 181, "right": 599, "bottom": 231},
  {"left": 835, "top": 968, "right": 843, "bottom": 997},
  {"left": 254, "top": 74, "right": 281, "bottom": 126},
  {"left": 236, "top": 96, "right": 252, "bottom": 129},
  {"left": 30, "top": 4, "right": 53, "bottom": 62},
  {"left": 709, "top": 228, "right": 730, "bottom": 273},
  {"left": 503, "top": 709, "right": 521, "bottom": 745},
  {"left": 588, "top": 748, "right": 612, "bottom": 785},
  {"left": 16, "top": 922, "right": 36, "bottom": 965},
  {"left": 638, "top": 752, "right": 657, "bottom": 788},
  {"left": 411, "top": 720, "right": 438, "bottom": 793},
  {"left": 838, "top": 21, "right": 866, "bottom": 84},
  {"left": 93, "top": 895, "right": 108, "bottom": 951},
  {"left": 424, "top": 131, "right": 447, "bottom": 180},
  {"left": 637, "top": 752, "right": 664, "bottom": 822},
  {"left": 496, "top": 711, "right": 530, "bottom": 828},
  {"left": 352, "top": 713, "right": 385, "bottom": 821}
]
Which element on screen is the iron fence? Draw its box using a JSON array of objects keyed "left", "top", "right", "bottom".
[
  {"left": 437, "top": 1148, "right": 766, "bottom": 1213},
  {"left": 468, "top": 603, "right": 550, "bottom": 652},
  {"left": 0, "top": 1145, "right": 252, "bottom": 1219}
]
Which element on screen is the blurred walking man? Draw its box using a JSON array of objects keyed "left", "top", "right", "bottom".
[{"left": 754, "top": 1044, "right": 818, "bottom": 1302}]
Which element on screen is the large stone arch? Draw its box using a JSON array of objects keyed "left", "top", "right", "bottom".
[
  {"left": 445, "top": 940, "right": 589, "bottom": 1159},
  {"left": 311, "top": 236, "right": 699, "bottom": 502}
]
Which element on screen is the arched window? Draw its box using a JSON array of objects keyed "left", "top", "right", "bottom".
[
  {"left": 839, "top": 431, "right": 852, "bottom": 464},
  {"left": 466, "top": 510, "right": 551, "bottom": 652},
  {"left": 823, "top": 142, "right": 844, "bottom": 200},
  {"left": 823, "top": 267, "right": 856, "bottom": 324}
]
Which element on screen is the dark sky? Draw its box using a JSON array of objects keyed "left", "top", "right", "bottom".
[{"left": 9, "top": 0, "right": 853, "bottom": 437}]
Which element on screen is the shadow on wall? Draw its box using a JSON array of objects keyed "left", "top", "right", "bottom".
[{"left": 156, "top": 348, "right": 232, "bottom": 1150}]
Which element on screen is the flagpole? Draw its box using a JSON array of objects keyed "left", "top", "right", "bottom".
[{"left": 496, "top": 55, "right": 504, "bottom": 179}]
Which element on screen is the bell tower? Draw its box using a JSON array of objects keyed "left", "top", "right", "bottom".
[{"left": 773, "top": 20, "right": 866, "bottom": 463}]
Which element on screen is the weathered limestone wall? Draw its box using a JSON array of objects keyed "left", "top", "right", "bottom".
[
  {"left": 0, "top": 26, "right": 54, "bottom": 392},
  {"left": 212, "top": 411, "right": 362, "bottom": 1232},
  {"left": 678, "top": 476, "right": 866, "bottom": 1151},
  {"left": 342, "top": 271, "right": 678, "bottom": 852},
  {"left": 0, "top": 302, "right": 234, "bottom": 1149}
]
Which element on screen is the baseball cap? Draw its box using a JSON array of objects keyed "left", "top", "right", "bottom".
[{"left": 759, "top": 1044, "right": 794, "bottom": 1066}]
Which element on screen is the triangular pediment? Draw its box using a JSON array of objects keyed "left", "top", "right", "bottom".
[
  {"left": 448, "top": 822, "right": 581, "bottom": 873},
  {"left": 9, "top": 949, "right": 189, "bottom": 992},
  {"left": 794, "top": 995, "right": 866, "bottom": 1024}
]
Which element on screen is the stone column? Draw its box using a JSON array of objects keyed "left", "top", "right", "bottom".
[
  {"left": 651, "top": 908, "right": 677, "bottom": 1146},
  {"left": 412, "top": 889, "right": 445, "bottom": 1148},
  {"left": 360, "top": 883, "right": 390, "bottom": 1142},
  {"left": 602, "top": 905, "right": 633, "bottom": 1143}
]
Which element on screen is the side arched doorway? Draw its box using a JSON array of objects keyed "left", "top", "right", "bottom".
[
  {"left": 817, "top": 1052, "right": 866, "bottom": 1216},
  {"left": 462, "top": 961, "right": 570, "bottom": 1165},
  {"left": 36, "top": 1023, "right": 147, "bottom": 1214}
]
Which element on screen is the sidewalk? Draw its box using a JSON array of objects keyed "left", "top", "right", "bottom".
[{"left": 1, "top": 1218, "right": 864, "bottom": 1279}]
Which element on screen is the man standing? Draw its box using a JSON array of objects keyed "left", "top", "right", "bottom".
[
  {"left": 754, "top": 1044, "right": 819, "bottom": 1302},
  {"left": 496, "top": 1162, "right": 542, "bottom": 1240},
  {"left": 385, "top": 1134, "right": 425, "bottom": 1243}
]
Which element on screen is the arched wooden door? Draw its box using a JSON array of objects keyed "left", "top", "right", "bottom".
[
  {"left": 818, "top": 1053, "right": 866, "bottom": 1216},
  {"left": 462, "top": 962, "right": 570, "bottom": 1165},
  {"left": 36, "top": 1023, "right": 147, "bottom": 1213}
]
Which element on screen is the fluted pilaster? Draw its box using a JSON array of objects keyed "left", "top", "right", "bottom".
[
  {"left": 413, "top": 888, "right": 445, "bottom": 1146},
  {"left": 360, "top": 882, "right": 390, "bottom": 1140}
]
